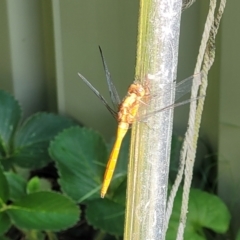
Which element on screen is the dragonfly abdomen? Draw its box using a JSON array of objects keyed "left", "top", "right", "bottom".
[{"left": 101, "top": 123, "right": 129, "bottom": 198}]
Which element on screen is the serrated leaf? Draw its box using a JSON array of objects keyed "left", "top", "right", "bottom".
[
  {"left": 4, "top": 172, "right": 26, "bottom": 201},
  {"left": 86, "top": 198, "right": 124, "bottom": 236},
  {"left": 0, "top": 212, "right": 11, "bottom": 235},
  {"left": 11, "top": 113, "right": 77, "bottom": 169},
  {"left": 0, "top": 90, "right": 22, "bottom": 156},
  {"left": 188, "top": 189, "right": 230, "bottom": 233},
  {"left": 49, "top": 127, "right": 107, "bottom": 202},
  {"left": 7, "top": 191, "right": 80, "bottom": 231},
  {"left": 166, "top": 188, "right": 231, "bottom": 240},
  {"left": 0, "top": 166, "right": 9, "bottom": 204}
]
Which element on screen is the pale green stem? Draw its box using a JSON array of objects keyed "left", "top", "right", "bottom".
[{"left": 124, "top": 0, "right": 183, "bottom": 239}]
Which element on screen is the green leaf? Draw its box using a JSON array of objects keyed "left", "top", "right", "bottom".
[
  {"left": 166, "top": 188, "right": 231, "bottom": 240},
  {"left": 11, "top": 113, "right": 77, "bottom": 169},
  {"left": 112, "top": 178, "right": 127, "bottom": 205},
  {"left": 49, "top": 127, "right": 107, "bottom": 202},
  {"left": 7, "top": 191, "right": 80, "bottom": 231},
  {"left": 86, "top": 198, "right": 125, "bottom": 236},
  {"left": 26, "top": 177, "right": 41, "bottom": 194},
  {"left": 0, "top": 212, "right": 11, "bottom": 235},
  {"left": 0, "top": 90, "right": 22, "bottom": 156},
  {"left": 188, "top": 189, "right": 230, "bottom": 233},
  {"left": 0, "top": 166, "right": 9, "bottom": 204},
  {"left": 27, "top": 177, "right": 52, "bottom": 194},
  {"left": 4, "top": 172, "right": 26, "bottom": 201}
]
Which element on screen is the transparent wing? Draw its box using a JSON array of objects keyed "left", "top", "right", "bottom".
[
  {"left": 78, "top": 72, "right": 117, "bottom": 119},
  {"left": 99, "top": 46, "right": 121, "bottom": 109},
  {"left": 175, "top": 72, "right": 202, "bottom": 101},
  {"left": 139, "top": 96, "right": 205, "bottom": 122},
  {"left": 138, "top": 72, "right": 203, "bottom": 122}
]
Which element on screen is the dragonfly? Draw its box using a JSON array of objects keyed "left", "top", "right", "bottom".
[{"left": 78, "top": 47, "right": 202, "bottom": 198}]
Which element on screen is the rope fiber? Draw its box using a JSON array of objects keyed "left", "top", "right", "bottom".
[{"left": 164, "top": 0, "right": 227, "bottom": 239}]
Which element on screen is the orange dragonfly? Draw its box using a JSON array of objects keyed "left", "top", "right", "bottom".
[{"left": 78, "top": 47, "right": 202, "bottom": 198}]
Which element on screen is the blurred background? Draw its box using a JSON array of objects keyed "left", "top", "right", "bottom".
[{"left": 0, "top": 0, "right": 239, "bottom": 236}]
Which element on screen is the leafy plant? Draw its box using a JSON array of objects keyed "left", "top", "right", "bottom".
[
  {"left": 166, "top": 188, "right": 230, "bottom": 240},
  {"left": 0, "top": 90, "right": 80, "bottom": 239},
  {"left": 49, "top": 127, "right": 231, "bottom": 239},
  {"left": 49, "top": 127, "right": 128, "bottom": 236},
  {"left": 0, "top": 89, "right": 231, "bottom": 239}
]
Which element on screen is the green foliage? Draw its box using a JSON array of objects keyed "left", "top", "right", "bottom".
[
  {"left": 0, "top": 90, "right": 77, "bottom": 170},
  {"left": 26, "top": 176, "right": 52, "bottom": 194},
  {"left": 7, "top": 191, "right": 79, "bottom": 230},
  {"left": 0, "top": 91, "right": 21, "bottom": 156},
  {"left": 0, "top": 212, "right": 11, "bottom": 236},
  {"left": 11, "top": 113, "right": 78, "bottom": 169},
  {"left": 0, "top": 90, "right": 80, "bottom": 239},
  {"left": 0, "top": 167, "right": 80, "bottom": 236},
  {"left": 4, "top": 172, "right": 26, "bottom": 201},
  {"left": 0, "top": 90, "right": 232, "bottom": 239},
  {"left": 49, "top": 127, "right": 231, "bottom": 239},
  {"left": 49, "top": 127, "right": 129, "bottom": 203},
  {"left": 0, "top": 165, "right": 9, "bottom": 205},
  {"left": 49, "top": 127, "right": 128, "bottom": 236},
  {"left": 86, "top": 198, "right": 125, "bottom": 236},
  {"left": 49, "top": 127, "right": 107, "bottom": 202},
  {"left": 166, "top": 188, "right": 231, "bottom": 240}
]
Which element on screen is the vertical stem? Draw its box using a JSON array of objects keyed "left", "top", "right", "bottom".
[{"left": 124, "top": 0, "right": 182, "bottom": 239}]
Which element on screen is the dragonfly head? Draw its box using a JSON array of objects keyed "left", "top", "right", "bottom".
[{"left": 128, "top": 83, "right": 146, "bottom": 98}]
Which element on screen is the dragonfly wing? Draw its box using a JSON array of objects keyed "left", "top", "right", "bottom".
[
  {"left": 175, "top": 72, "right": 202, "bottom": 101},
  {"left": 139, "top": 95, "right": 205, "bottom": 122},
  {"left": 78, "top": 72, "right": 117, "bottom": 118},
  {"left": 99, "top": 46, "right": 121, "bottom": 108},
  {"left": 157, "top": 95, "right": 205, "bottom": 113}
]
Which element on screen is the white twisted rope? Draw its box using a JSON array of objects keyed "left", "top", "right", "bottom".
[{"left": 164, "top": 0, "right": 227, "bottom": 239}]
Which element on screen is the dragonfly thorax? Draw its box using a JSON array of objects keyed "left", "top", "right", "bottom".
[{"left": 117, "top": 82, "right": 147, "bottom": 125}]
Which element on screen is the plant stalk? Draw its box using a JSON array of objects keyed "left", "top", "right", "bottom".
[{"left": 124, "top": 0, "right": 183, "bottom": 239}]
